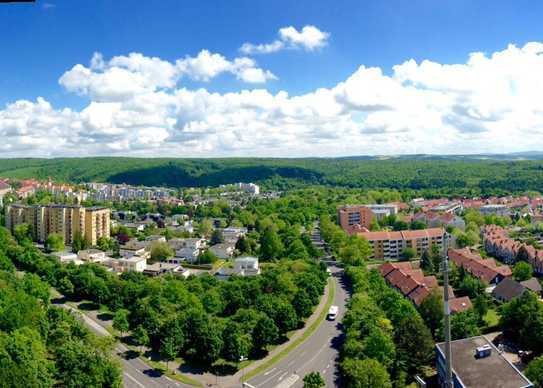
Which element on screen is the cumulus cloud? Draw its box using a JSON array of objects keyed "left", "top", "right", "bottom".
[
  {"left": 4, "top": 42, "right": 543, "bottom": 157},
  {"left": 240, "top": 25, "right": 329, "bottom": 55},
  {"left": 59, "top": 50, "right": 275, "bottom": 102}
]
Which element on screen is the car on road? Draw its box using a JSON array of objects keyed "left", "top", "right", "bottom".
[{"left": 327, "top": 305, "right": 339, "bottom": 320}]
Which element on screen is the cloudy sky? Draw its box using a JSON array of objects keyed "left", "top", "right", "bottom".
[{"left": 2, "top": 0, "right": 543, "bottom": 157}]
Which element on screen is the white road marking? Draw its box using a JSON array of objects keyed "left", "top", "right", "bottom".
[
  {"left": 274, "top": 374, "right": 299, "bottom": 388},
  {"left": 278, "top": 371, "right": 288, "bottom": 381},
  {"left": 124, "top": 372, "right": 145, "bottom": 388},
  {"left": 264, "top": 368, "right": 277, "bottom": 376}
]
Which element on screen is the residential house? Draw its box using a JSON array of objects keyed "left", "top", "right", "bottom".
[{"left": 209, "top": 243, "right": 235, "bottom": 259}]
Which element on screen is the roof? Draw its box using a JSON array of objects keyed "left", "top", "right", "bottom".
[
  {"left": 449, "top": 296, "right": 473, "bottom": 314},
  {"left": 436, "top": 336, "right": 532, "bottom": 388},
  {"left": 492, "top": 278, "right": 526, "bottom": 301},
  {"left": 520, "top": 278, "right": 542, "bottom": 293},
  {"left": 358, "top": 227, "right": 445, "bottom": 241}
]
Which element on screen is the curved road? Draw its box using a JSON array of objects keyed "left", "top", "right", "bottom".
[{"left": 246, "top": 266, "right": 349, "bottom": 388}]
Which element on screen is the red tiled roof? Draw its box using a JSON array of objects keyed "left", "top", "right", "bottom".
[{"left": 449, "top": 296, "right": 473, "bottom": 314}]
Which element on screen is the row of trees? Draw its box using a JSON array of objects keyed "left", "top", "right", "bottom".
[{"left": 341, "top": 266, "right": 435, "bottom": 387}]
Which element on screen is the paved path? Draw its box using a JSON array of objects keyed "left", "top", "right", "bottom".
[
  {"left": 54, "top": 301, "right": 188, "bottom": 388},
  {"left": 244, "top": 266, "right": 349, "bottom": 388}
]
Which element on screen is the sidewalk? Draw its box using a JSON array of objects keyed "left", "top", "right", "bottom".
[{"left": 185, "top": 278, "right": 332, "bottom": 387}]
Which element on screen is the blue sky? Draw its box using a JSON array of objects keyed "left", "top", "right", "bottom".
[
  {"left": 2, "top": 0, "right": 543, "bottom": 157},
  {"left": 3, "top": 0, "right": 543, "bottom": 107}
]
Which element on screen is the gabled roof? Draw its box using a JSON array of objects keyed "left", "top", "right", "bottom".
[
  {"left": 492, "top": 278, "right": 526, "bottom": 302},
  {"left": 449, "top": 296, "right": 473, "bottom": 314},
  {"left": 520, "top": 278, "right": 542, "bottom": 293}
]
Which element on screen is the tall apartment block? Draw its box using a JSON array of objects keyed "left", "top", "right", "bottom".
[
  {"left": 5, "top": 204, "right": 110, "bottom": 246},
  {"left": 338, "top": 205, "right": 374, "bottom": 234}
]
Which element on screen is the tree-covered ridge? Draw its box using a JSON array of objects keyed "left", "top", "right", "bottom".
[{"left": 2, "top": 157, "right": 543, "bottom": 194}]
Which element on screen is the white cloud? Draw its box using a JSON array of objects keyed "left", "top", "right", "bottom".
[
  {"left": 5, "top": 42, "right": 543, "bottom": 157},
  {"left": 59, "top": 50, "right": 275, "bottom": 103},
  {"left": 240, "top": 25, "right": 330, "bottom": 54},
  {"left": 278, "top": 25, "right": 330, "bottom": 51}
]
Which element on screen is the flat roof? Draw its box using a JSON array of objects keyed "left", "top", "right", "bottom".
[{"left": 436, "top": 336, "right": 532, "bottom": 388}]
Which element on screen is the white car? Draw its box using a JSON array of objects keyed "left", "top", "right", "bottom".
[{"left": 327, "top": 305, "right": 339, "bottom": 320}]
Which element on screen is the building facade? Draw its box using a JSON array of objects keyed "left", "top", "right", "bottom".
[
  {"left": 5, "top": 204, "right": 110, "bottom": 245},
  {"left": 338, "top": 205, "right": 374, "bottom": 234},
  {"left": 357, "top": 227, "right": 447, "bottom": 260}
]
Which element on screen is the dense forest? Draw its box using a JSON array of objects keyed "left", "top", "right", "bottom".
[{"left": 2, "top": 157, "right": 543, "bottom": 194}]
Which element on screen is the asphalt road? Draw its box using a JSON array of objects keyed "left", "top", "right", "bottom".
[
  {"left": 246, "top": 266, "right": 349, "bottom": 388},
  {"left": 55, "top": 301, "right": 187, "bottom": 388}
]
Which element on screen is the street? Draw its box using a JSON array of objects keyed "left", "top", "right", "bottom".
[
  {"left": 54, "top": 301, "right": 188, "bottom": 388},
  {"left": 246, "top": 266, "right": 349, "bottom": 388}
]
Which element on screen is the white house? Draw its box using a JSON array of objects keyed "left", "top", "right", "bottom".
[
  {"left": 114, "top": 256, "right": 147, "bottom": 272},
  {"left": 78, "top": 249, "right": 107, "bottom": 263},
  {"left": 209, "top": 243, "right": 235, "bottom": 259},
  {"left": 234, "top": 256, "right": 260, "bottom": 276}
]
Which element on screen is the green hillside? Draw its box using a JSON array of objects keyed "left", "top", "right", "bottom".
[{"left": 1, "top": 157, "right": 543, "bottom": 194}]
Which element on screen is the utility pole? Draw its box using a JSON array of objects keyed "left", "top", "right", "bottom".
[{"left": 442, "top": 235, "right": 453, "bottom": 388}]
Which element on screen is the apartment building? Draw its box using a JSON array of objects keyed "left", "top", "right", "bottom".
[
  {"left": 357, "top": 227, "right": 447, "bottom": 260},
  {"left": 5, "top": 204, "right": 110, "bottom": 245},
  {"left": 338, "top": 205, "right": 374, "bottom": 233}
]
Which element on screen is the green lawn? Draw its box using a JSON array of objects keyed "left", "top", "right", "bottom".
[{"left": 483, "top": 308, "right": 500, "bottom": 329}]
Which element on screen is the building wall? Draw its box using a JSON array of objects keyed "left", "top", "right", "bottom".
[
  {"left": 5, "top": 204, "right": 110, "bottom": 245},
  {"left": 338, "top": 206, "right": 374, "bottom": 233}
]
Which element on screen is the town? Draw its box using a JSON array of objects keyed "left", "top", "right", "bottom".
[{"left": 2, "top": 173, "right": 543, "bottom": 387}]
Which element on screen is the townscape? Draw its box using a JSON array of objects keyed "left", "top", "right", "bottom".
[
  {"left": 2, "top": 169, "right": 543, "bottom": 387},
  {"left": 4, "top": 1, "right": 543, "bottom": 387}
]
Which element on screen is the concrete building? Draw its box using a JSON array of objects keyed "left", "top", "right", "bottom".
[
  {"left": 5, "top": 204, "right": 110, "bottom": 245},
  {"left": 435, "top": 336, "right": 533, "bottom": 388},
  {"left": 77, "top": 249, "right": 108, "bottom": 263},
  {"left": 357, "top": 228, "right": 447, "bottom": 260},
  {"left": 338, "top": 205, "right": 374, "bottom": 234},
  {"left": 365, "top": 204, "right": 398, "bottom": 220}
]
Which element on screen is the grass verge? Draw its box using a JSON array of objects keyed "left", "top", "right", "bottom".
[
  {"left": 143, "top": 358, "right": 203, "bottom": 387},
  {"left": 241, "top": 276, "right": 336, "bottom": 382}
]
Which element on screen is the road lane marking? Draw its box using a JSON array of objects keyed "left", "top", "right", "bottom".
[
  {"left": 124, "top": 372, "right": 146, "bottom": 388},
  {"left": 274, "top": 374, "right": 299, "bottom": 388},
  {"left": 278, "top": 371, "right": 288, "bottom": 381},
  {"left": 264, "top": 368, "right": 277, "bottom": 376}
]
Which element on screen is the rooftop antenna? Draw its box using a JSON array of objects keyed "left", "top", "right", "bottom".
[{"left": 442, "top": 234, "right": 453, "bottom": 387}]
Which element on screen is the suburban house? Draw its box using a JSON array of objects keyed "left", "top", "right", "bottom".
[
  {"left": 435, "top": 336, "right": 533, "bottom": 388},
  {"left": 222, "top": 227, "right": 247, "bottom": 243},
  {"left": 216, "top": 256, "right": 260, "bottom": 279},
  {"left": 492, "top": 277, "right": 542, "bottom": 302},
  {"left": 169, "top": 237, "right": 206, "bottom": 262},
  {"left": 209, "top": 243, "right": 235, "bottom": 259},
  {"left": 106, "top": 256, "right": 147, "bottom": 273},
  {"left": 77, "top": 249, "right": 108, "bottom": 263},
  {"left": 448, "top": 248, "right": 512, "bottom": 285}
]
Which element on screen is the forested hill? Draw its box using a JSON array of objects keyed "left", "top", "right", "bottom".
[{"left": 1, "top": 157, "right": 543, "bottom": 194}]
